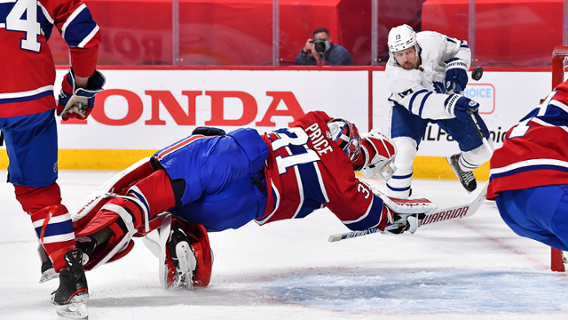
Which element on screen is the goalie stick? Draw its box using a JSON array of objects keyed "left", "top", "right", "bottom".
[{"left": 328, "top": 183, "right": 488, "bottom": 243}]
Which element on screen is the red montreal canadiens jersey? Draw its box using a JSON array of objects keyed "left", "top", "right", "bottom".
[
  {"left": 257, "top": 111, "right": 386, "bottom": 231},
  {"left": 487, "top": 81, "right": 568, "bottom": 200},
  {"left": 0, "top": 0, "right": 100, "bottom": 117}
]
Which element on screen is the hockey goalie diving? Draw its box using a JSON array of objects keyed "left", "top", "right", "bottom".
[{"left": 1, "top": 171, "right": 568, "bottom": 319}]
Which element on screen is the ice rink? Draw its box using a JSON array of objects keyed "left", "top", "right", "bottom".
[{"left": 1, "top": 170, "right": 568, "bottom": 320}]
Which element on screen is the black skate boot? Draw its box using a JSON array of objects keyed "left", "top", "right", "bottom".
[
  {"left": 166, "top": 226, "right": 197, "bottom": 290},
  {"left": 75, "top": 236, "right": 97, "bottom": 265},
  {"left": 446, "top": 154, "right": 477, "bottom": 193},
  {"left": 40, "top": 237, "right": 96, "bottom": 284},
  {"left": 51, "top": 249, "right": 89, "bottom": 319}
]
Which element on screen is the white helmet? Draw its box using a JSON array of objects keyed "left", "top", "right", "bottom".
[{"left": 387, "top": 24, "right": 417, "bottom": 53}]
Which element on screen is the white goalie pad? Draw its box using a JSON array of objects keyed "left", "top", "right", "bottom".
[
  {"left": 141, "top": 213, "right": 173, "bottom": 289},
  {"left": 71, "top": 157, "right": 152, "bottom": 222}
]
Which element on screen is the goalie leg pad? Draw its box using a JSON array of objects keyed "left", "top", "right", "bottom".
[
  {"left": 75, "top": 197, "right": 143, "bottom": 270},
  {"left": 126, "top": 169, "right": 178, "bottom": 234},
  {"left": 77, "top": 196, "right": 144, "bottom": 237},
  {"left": 74, "top": 169, "right": 177, "bottom": 270},
  {"left": 72, "top": 157, "right": 156, "bottom": 230},
  {"left": 77, "top": 213, "right": 135, "bottom": 271}
]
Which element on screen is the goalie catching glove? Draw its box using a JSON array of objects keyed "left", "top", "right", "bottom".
[
  {"left": 356, "top": 129, "right": 397, "bottom": 180},
  {"left": 57, "top": 68, "right": 106, "bottom": 121}
]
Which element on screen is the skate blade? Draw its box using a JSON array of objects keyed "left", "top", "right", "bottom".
[
  {"left": 39, "top": 269, "right": 59, "bottom": 283},
  {"left": 55, "top": 303, "right": 88, "bottom": 320}
]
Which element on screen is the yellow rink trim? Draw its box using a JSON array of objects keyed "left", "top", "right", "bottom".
[
  {"left": 412, "top": 155, "right": 490, "bottom": 182},
  {"left": 0, "top": 149, "right": 489, "bottom": 181},
  {"left": 0, "top": 149, "right": 158, "bottom": 171}
]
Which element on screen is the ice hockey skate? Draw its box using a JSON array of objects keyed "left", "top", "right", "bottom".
[
  {"left": 39, "top": 237, "right": 96, "bottom": 283},
  {"left": 51, "top": 249, "right": 89, "bottom": 320},
  {"left": 75, "top": 236, "right": 98, "bottom": 265},
  {"left": 165, "top": 226, "right": 197, "bottom": 290},
  {"left": 446, "top": 153, "right": 477, "bottom": 193}
]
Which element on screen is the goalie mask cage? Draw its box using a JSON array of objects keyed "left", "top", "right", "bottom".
[{"left": 551, "top": 45, "right": 568, "bottom": 272}]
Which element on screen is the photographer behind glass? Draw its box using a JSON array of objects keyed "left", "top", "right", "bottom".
[{"left": 295, "top": 27, "right": 354, "bottom": 66}]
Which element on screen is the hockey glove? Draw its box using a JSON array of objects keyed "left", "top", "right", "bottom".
[
  {"left": 357, "top": 129, "right": 397, "bottom": 180},
  {"left": 386, "top": 214, "right": 422, "bottom": 235},
  {"left": 445, "top": 58, "right": 468, "bottom": 93},
  {"left": 372, "top": 189, "right": 437, "bottom": 234},
  {"left": 57, "top": 68, "right": 106, "bottom": 121},
  {"left": 445, "top": 94, "right": 479, "bottom": 121}
]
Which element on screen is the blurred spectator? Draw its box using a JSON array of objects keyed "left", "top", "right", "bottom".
[{"left": 295, "top": 27, "right": 354, "bottom": 66}]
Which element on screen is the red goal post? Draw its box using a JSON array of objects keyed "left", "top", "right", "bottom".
[{"left": 550, "top": 46, "right": 568, "bottom": 272}]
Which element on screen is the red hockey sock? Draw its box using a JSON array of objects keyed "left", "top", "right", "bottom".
[
  {"left": 30, "top": 205, "right": 75, "bottom": 272},
  {"left": 14, "top": 183, "right": 62, "bottom": 213},
  {"left": 15, "top": 184, "right": 75, "bottom": 272}
]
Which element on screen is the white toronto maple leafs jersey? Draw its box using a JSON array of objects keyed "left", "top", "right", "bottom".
[{"left": 385, "top": 31, "right": 471, "bottom": 120}]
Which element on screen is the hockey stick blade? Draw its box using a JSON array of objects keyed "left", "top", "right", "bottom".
[{"left": 328, "top": 183, "right": 488, "bottom": 243}]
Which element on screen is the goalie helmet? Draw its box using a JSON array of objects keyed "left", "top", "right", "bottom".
[
  {"left": 387, "top": 24, "right": 417, "bottom": 54},
  {"left": 327, "top": 118, "right": 361, "bottom": 162}
]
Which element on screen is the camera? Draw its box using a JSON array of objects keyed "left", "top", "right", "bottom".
[{"left": 313, "top": 38, "right": 327, "bottom": 53}]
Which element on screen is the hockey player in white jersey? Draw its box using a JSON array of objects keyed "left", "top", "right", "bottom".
[{"left": 385, "top": 24, "right": 492, "bottom": 198}]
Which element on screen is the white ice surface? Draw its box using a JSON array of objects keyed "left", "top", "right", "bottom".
[{"left": 1, "top": 170, "right": 568, "bottom": 320}]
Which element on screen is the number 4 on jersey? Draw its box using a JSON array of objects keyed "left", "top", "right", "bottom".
[{"left": 5, "top": 0, "right": 42, "bottom": 52}]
